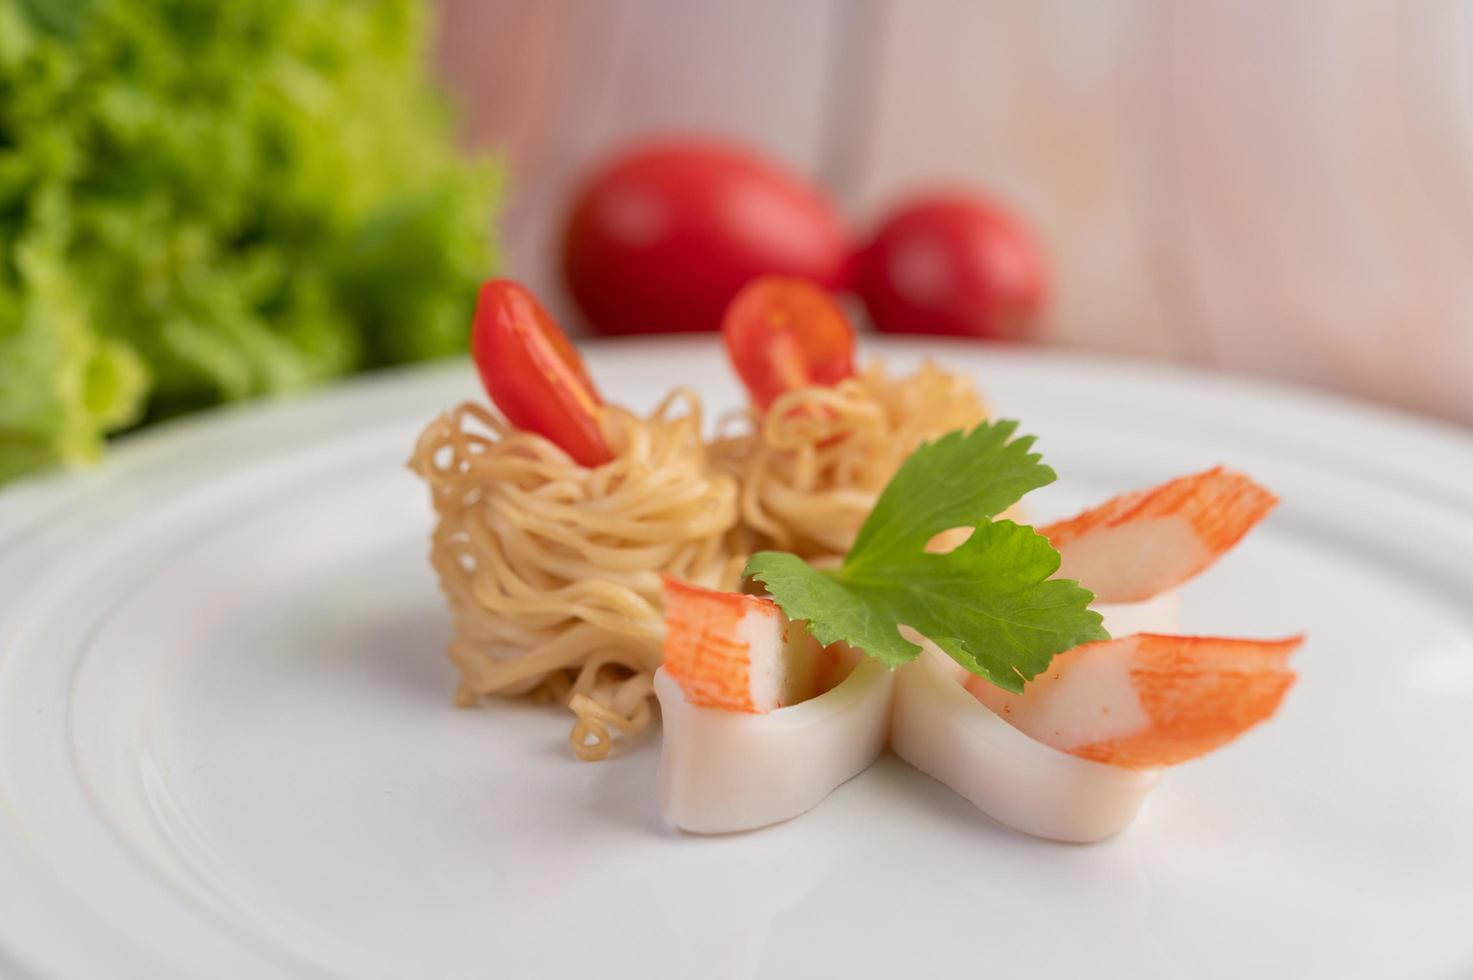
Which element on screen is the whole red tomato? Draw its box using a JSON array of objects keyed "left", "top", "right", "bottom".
[
  {"left": 853, "top": 195, "right": 1046, "bottom": 340},
  {"left": 561, "top": 139, "right": 848, "bottom": 335}
]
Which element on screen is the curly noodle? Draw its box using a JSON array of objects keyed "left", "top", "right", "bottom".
[
  {"left": 710, "top": 360, "right": 987, "bottom": 562},
  {"left": 410, "top": 361, "right": 985, "bottom": 761},
  {"left": 408, "top": 390, "right": 742, "bottom": 760}
]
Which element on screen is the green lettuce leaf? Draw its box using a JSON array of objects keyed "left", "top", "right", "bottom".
[{"left": 0, "top": 0, "right": 499, "bottom": 482}]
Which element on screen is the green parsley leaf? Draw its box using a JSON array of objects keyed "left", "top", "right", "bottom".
[
  {"left": 745, "top": 420, "right": 1108, "bottom": 692},
  {"left": 847, "top": 420, "right": 1055, "bottom": 571},
  {"left": 744, "top": 550, "right": 923, "bottom": 667}
]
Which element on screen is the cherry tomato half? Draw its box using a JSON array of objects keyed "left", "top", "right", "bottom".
[
  {"left": 471, "top": 280, "right": 613, "bottom": 467},
  {"left": 853, "top": 195, "right": 1046, "bottom": 340},
  {"left": 721, "top": 276, "right": 856, "bottom": 411},
  {"left": 562, "top": 139, "right": 849, "bottom": 335}
]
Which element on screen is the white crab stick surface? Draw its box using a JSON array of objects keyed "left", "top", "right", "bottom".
[
  {"left": 1092, "top": 591, "right": 1180, "bottom": 637},
  {"left": 1043, "top": 468, "right": 1276, "bottom": 604},
  {"left": 888, "top": 596, "right": 1179, "bottom": 843},
  {"left": 654, "top": 654, "right": 894, "bottom": 834}
]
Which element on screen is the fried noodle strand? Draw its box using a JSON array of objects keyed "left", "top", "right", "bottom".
[
  {"left": 410, "top": 362, "right": 984, "bottom": 761},
  {"left": 710, "top": 360, "right": 987, "bottom": 562},
  {"left": 409, "top": 390, "right": 742, "bottom": 760}
]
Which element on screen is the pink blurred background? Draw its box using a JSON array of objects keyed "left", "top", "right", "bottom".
[{"left": 433, "top": 0, "right": 1473, "bottom": 428}]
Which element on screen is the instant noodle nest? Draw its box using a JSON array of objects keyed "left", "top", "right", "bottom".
[{"left": 409, "top": 362, "right": 985, "bottom": 760}]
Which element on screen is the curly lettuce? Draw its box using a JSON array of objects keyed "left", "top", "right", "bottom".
[{"left": 0, "top": 0, "right": 499, "bottom": 481}]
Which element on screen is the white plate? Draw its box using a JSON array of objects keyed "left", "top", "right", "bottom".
[{"left": 2, "top": 339, "right": 1472, "bottom": 980}]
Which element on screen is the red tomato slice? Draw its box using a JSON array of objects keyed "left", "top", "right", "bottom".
[
  {"left": 721, "top": 276, "right": 856, "bottom": 411},
  {"left": 471, "top": 280, "right": 613, "bottom": 467}
]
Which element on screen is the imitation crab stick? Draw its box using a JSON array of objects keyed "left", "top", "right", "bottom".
[
  {"left": 889, "top": 598, "right": 1185, "bottom": 843},
  {"left": 890, "top": 477, "right": 1300, "bottom": 842},
  {"left": 661, "top": 578, "right": 831, "bottom": 712},
  {"left": 654, "top": 578, "right": 893, "bottom": 834},
  {"left": 892, "top": 643, "right": 1161, "bottom": 843},
  {"left": 1042, "top": 468, "right": 1276, "bottom": 604},
  {"left": 966, "top": 633, "right": 1301, "bottom": 770}
]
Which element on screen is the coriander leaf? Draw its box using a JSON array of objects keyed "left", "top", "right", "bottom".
[
  {"left": 848, "top": 521, "right": 1107, "bottom": 691},
  {"left": 751, "top": 522, "right": 1107, "bottom": 691},
  {"left": 743, "top": 422, "right": 1107, "bottom": 693},
  {"left": 846, "top": 420, "right": 1055, "bottom": 574},
  {"left": 745, "top": 551, "right": 923, "bottom": 667}
]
